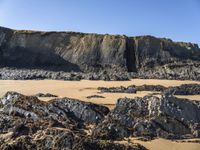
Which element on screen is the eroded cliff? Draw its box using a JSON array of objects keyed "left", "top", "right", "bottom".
[{"left": 0, "top": 26, "right": 200, "bottom": 80}]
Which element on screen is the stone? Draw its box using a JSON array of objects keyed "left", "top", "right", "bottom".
[
  {"left": 86, "top": 95, "right": 105, "bottom": 99},
  {"left": 0, "top": 91, "right": 146, "bottom": 150},
  {"left": 92, "top": 93, "right": 200, "bottom": 140},
  {"left": 33, "top": 93, "right": 58, "bottom": 97},
  {"left": 98, "top": 85, "right": 136, "bottom": 93},
  {"left": 166, "top": 84, "right": 200, "bottom": 95}
]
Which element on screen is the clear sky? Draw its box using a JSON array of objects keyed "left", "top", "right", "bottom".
[{"left": 0, "top": 0, "right": 199, "bottom": 45}]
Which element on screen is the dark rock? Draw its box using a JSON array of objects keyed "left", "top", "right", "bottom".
[
  {"left": 11, "top": 124, "right": 30, "bottom": 138},
  {"left": 0, "top": 136, "right": 36, "bottom": 150},
  {"left": 0, "top": 133, "right": 147, "bottom": 150},
  {"left": 0, "top": 26, "right": 200, "bottom": 80},
  {"left": 0, "top": 68, "right": 131, "bottom": 81},
  {"left": 137, "top": 61, "right": 200, "bottom": 81},
  {"left": 0, "top": 91, "right": 109, "bottom": 125},
  {"left": 98, "top": 85, "right": 136, "bottom": 93},
  {"left": 135, "top": 84, "right": 167, "bottom": 92},
  {"left": 51, "top": 97, "right": 110, "bottom": 124},
  {"left": 33, "top": 93, "right": 58, "bottom": 97},
  {"left": 0, "top": 91, "right": 146, "bottom": 150},
  {"left": 166, "top": 84, "right": 200, "bottom": 95},
  {"left": 86, "top": 95, "right": 105, "bottom": 99},
  {"left": 92, "top": 93, "right": 200, "bottom": 140},
  {"left": 98, "top": 84, "right": 167, "bottom": 93}
]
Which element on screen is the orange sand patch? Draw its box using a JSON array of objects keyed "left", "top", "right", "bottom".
[
  {"left": 0, "top": 79, "right": 199, "bottom": 108},
  {"left": 132, "top": 138, "right": 200, "bottom": 150},
  {"left": 0, "top": 79, "right": 200, "bottom": 149}
]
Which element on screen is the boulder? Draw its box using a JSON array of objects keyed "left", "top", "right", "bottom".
[
  {"left": 0, "top": 91, "right": 146, "bottom": 150},
  {"left": 92, "top": 93, "right": 200, "bottom": 140},
  {"left": 166, "top": 84, "right": 200, "bottom": 95}
]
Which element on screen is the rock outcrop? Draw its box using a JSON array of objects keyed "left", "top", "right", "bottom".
[
  {"left": 166, "top": 84, "right": 200, "bottom": 95},
  {"left": 0, "top": 92, "right": 147, "bottom": 150},
  {"left": 33, "top": 93, "right": 58, "bottom": 97},
  {"left": 98, "top": 85, "right": 136, "bottom": 93},
  {"left": 86, "top": 95, "right": 105, "bottom": 99},
  {"left": 98, "top": 84, "right": 200, "bottom": 95},
  {"left": 1, "top": 91, "right": 200, "bottom": 149},
  {"left": 92, "top": 94, "right": 200, "bottom": 140},
  {"left": 0, "top": 26, "right": 200, "bottom": 80},
  {"left": 98, "top": 84, "right": 167, "bottom": 93},
  {"left": 0, "top": 92, "right": 109, "bottom": 125}
]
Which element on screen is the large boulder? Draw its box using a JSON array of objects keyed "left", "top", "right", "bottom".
[
  {"left": 0, "top": 92, "right": 146, "bottom": 150},
  {"left": 0, "top": 91, "right": 109, "bottom": 125},
  {"left": 92, "top": 94, "right": 200, "bottom": 140}
]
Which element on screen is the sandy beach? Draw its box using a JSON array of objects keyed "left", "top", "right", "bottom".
[
  {"left": 0, "top": 79, "right": 200, "bottom": 150},
  {"left": 0, "top": 79, "right": 200, "bottom": 107}
]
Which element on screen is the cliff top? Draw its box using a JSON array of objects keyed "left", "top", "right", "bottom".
[{"left": 0, "top": 26, "right": 198, "bottom": 48}]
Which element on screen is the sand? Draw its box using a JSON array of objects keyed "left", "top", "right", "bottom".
[
  {"left": 131, "top": 138, "right": 200, "bottom": 150},
  {"left": 0, "top": 79, "right": 200, "bottom": 149},
  {"left": 0, "top": 79, "right": 199, "bottom": 108}
]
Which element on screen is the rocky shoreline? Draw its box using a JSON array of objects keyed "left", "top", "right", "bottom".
[
  {"left": 0, "top": 87, "right": 200, "bottom": 149},
  {"left": 0, "top": 26, "right": 200, "bottom": 149},
  {"left": 0, "top": 63, "right": 200, "bottom": 81},
  {"left": 98, "top": 83, "right": 200, "bottom": 95}
]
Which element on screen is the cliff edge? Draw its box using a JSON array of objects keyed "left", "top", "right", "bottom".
[{"left": 0, "top": 26, "right": 199, "bottom": 80}]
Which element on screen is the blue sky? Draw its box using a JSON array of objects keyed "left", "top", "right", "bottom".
[{"left": 0, "top": 0, "right": 199, "bottom": 45}]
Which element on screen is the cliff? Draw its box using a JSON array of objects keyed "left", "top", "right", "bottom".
[{"left": 0, "top": 26, "right": 199, "bottom": 73}]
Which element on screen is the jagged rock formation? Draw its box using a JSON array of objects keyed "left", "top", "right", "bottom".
[
  {"left": 0, "top": 26, "right": 200, "bottom": 80},
  {"left": 98, "top": 84, "right": 167, "bottom": 93},
  {"left": 98, "top": 84, "right": 200, "bottom": 95},
  {"left": 0, "top": 67, "right": 131, "bottom": 81},
  {"left": 166, "top": 84, "right": 200, "bottom": 95},
  {"left": 92, "top": 94, "right": 200, "bottom": 140},
  {"left": 135, "top": 85, "right": 167, "bottom": 92},
  {"left": 1, "top": 91, "right": 200, "bottom": 149},
  {"left": 0, "top": 91, "right": 109, "bottom": 125},
  {"left": 0, "top": 92, "right": 147, "bottom": 150}
]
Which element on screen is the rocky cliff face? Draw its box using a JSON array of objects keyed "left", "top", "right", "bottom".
[{"left": 0, "top": 26, "right": 199, "bottom": 73}]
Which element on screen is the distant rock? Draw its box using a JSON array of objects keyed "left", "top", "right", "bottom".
[
  {"left": 0, "top": 68, "right": 131, "bottom": 81},
  {"left": 135, "top": 84, "right": 167, "bottom": 92},
  {"left": 33, "top": 93, "right": 58, "bottom": 97},
  {"left": 86, "top": 95, "right": 105, "bottom": 99},
  {"left": 98, "top": 85, "right": 136, "bottom": 93},
  {"left": 97, "top": 84, "right": 167, "bottom": 93},
  {"left": 98, "top": 84, "right": 200, "bottom": 96}
]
